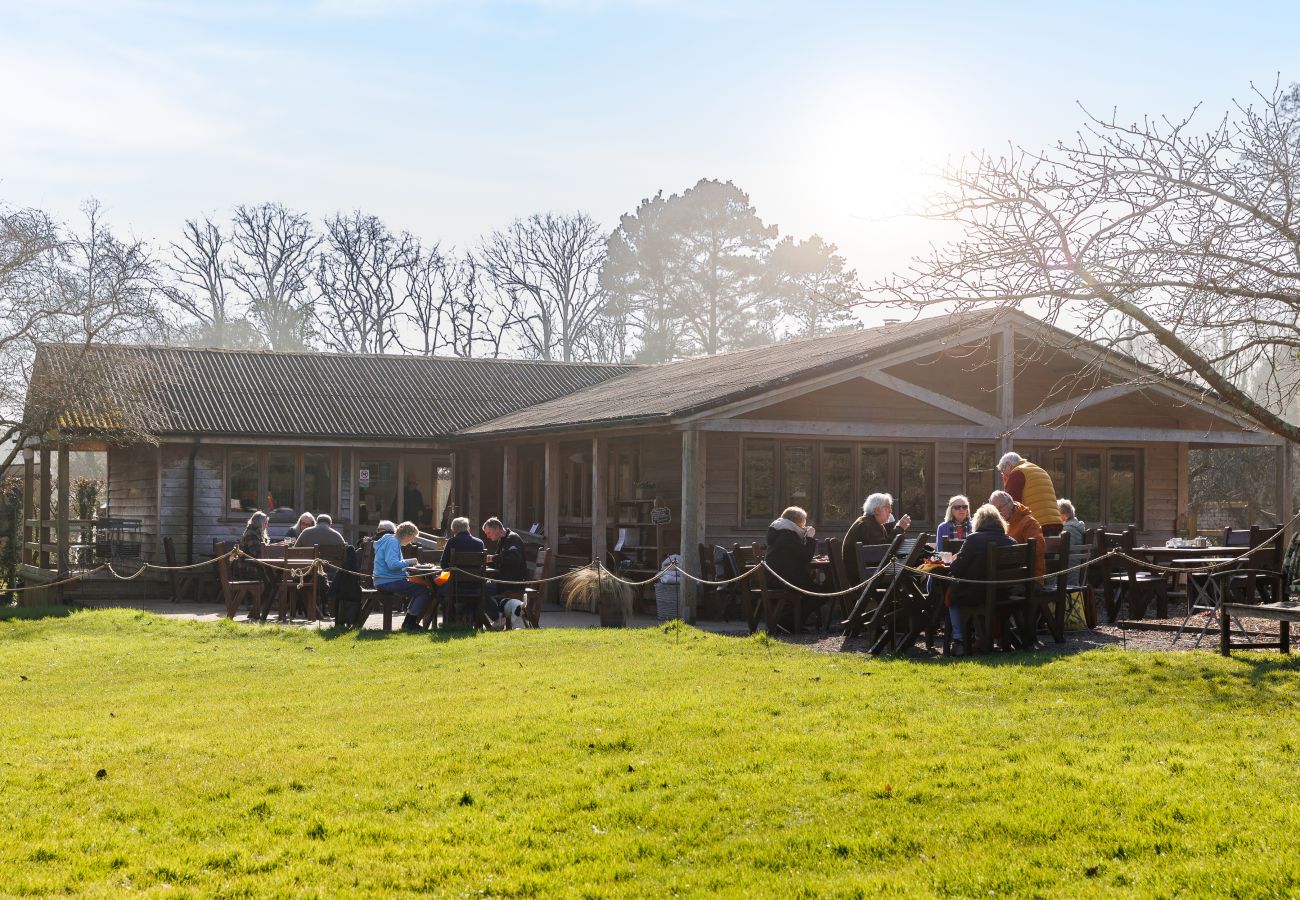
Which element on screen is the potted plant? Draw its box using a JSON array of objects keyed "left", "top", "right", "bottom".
[
  {"left": 633, "top": 481, "right": 656, "bottom": 501},
  {"left": 564, "top": 566, "right": 634, "bottom": 627}
]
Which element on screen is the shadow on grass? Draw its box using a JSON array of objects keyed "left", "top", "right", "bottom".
[
  {"left": 0, "top": 605, "right": 75, "bottom": 622},
  {"left": 317, "top": 623, "right": 482, "bottom": 643}
]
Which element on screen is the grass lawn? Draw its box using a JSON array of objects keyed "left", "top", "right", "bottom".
[{"left": 2, "top": 610, "right": 1300, "bottom": 897}]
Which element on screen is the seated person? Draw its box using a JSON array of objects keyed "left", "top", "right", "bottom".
[
  {"left": 440, "top": 516, "right": 486, "bottom": 567},
  {"left": 842, "top": 493, "right": 912, "bottom": 584},
  {"left": 990, "top": 490, "right": 1045, "bottom": 583},
  {"left": 947, "top": 503, "right": 1015, "bottom": 655},
  {"left": 1057, "top": 498, "right": 1087, "bottom": 588},
  {"left": 285, "top": 512, "right": 315, "bottom": 542},
  {"left": 936, "top": 495, "right": 972, "bottom": 547},
  {"left": 765, "top": 506, "right": 818, "bottom": 594},
  {"left": 238, "top": 510, "right": 279, "bottom": 619},
  {"left": 293, "top": 513, "right": 346, "bottom": 548},
  {"left": 375, "top": 521, "right": 430, "bottom": 632},
  {"left": 482, "top": 517, "right": 528, "bottom": 628}
]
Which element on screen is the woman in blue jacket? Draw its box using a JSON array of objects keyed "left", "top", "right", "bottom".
[{"left": 373, "top": 520, "right": 429, "bottom": 631}]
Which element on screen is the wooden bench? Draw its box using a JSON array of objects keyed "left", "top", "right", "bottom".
[{"left": 1220, "top": 600, "right": 1300, "bottom": 654}]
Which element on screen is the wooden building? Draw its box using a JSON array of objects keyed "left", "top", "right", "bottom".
[{"left": 20, "top": 312, "right": 1291, "bottom": 612}]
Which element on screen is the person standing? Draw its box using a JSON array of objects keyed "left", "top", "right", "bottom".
[{"left": 997, "top": 452, "right": 1062, "bottom": 533}]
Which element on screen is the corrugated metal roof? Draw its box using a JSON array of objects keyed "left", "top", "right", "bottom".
[
  {"left": 32, "top": 344, "right": 637, "bottom": 441},
  {"left": 461, "top": 313, "right": 1000, "bottom": 436}
]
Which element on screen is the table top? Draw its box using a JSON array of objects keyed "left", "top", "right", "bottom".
[
  {"left": 1164, "top": 556, "right": 1240, "bottom": 568},
  {"left": 1133, "top": 545, "right": 1244, "bottom": 556}
]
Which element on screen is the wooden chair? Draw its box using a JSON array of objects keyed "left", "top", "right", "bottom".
[
  {"left": 841, "top": 532, "right": 907, "bottom": 640},
  {"left": 732, "top": 544, "right": 763, "bottom": 633},
  {"left": 876, "top": 533, "right": 935, "bottom": 654},
  {"left": 314, "top": 545, "right": 348, "bottom": 618},
  {"left": 1099, "top": 528, "right": 1166, "bottom": 621},
  {"left": 1033, "top": 534, "right": 1070, "bottom": 644},
  {"left": 499, "top": 546, "right": 551, "bottom": 628},
  {"left": 279, "top": 547, "right": 320, "bottom": 620},
  {"left": 952, "top": 540, "right": 1035, "bottom": 654},
  {"left": 447, "top": 550, "right": 489, "bottom": 628},
  {"left": 1228, "top": 527, "right": 1285, "bottom": 606},
  {"left": 163, "top": 536, "right": 204, "bottom": 604},
  {"left": 213, "top": 540, "right": 264, "bottom": 620},
  {"left": 355, "top": 538, "right": 394, "bottom": 632}
]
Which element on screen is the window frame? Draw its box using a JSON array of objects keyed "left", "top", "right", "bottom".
[
  {"left": 223, "top": 447, "right": 338, "bottom": 523},
  {"left": 739, "top": 438, "right": 936, "bottom": 530}
]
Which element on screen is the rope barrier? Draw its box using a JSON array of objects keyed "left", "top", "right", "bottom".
[{"left": 8, "top": 507, "right": 1297, "bottom": 604}]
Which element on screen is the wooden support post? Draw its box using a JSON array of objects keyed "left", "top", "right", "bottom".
[
  {"left": 56, "top": 443, "right": 71, "bottom": 582},
  {"left": 998, "top": 327, "right": 1015, "bottom": 456},
  {"left": 679, "top": 427, "right": 705, "bottom": 624},
  {"left": 543, "top": 439, "right": 561, "bottom": 559},
  {"left": 465, "top": 449, "right": 481, "bottom": 531},
  {"left": 1176, "top": 441, "right": 1190, "bottom": 534},
  {"left": 1279, "top": 444, "right": 1293, "bottom": 537},
  {"left": 502, "top": 445, "right": 519, "bottom": 529},
  {"left": 543, "top": 439, "right": 562, "bottom": 606},
  {"left": 21, "top": 449, "right": 34, "bottom": 567},
  {"left": 38, "top": 446, "right": 51, "bottom": 570},
  {"left": 591, "top": 436, "right": 608, "bottom": 565}
]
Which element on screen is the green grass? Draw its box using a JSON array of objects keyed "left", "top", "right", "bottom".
[{"left": 2, "top": 610, "right": 1300, "bottom": 897}]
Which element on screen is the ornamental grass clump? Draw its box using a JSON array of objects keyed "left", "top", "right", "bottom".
[{"left": 563, "top": 565, "right": 633, "bottom": 625}]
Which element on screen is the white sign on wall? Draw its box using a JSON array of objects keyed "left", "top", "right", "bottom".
[{"left": 359, "top": 468, "right": 370, "bottom": 486}]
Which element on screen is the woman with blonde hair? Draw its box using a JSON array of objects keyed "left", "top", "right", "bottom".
[
  {"left": 945, "top": 503, "right": 1014, "bottom": 655},
  {"left": 936, "top": 495, "right": 972, "bottom": 548}
]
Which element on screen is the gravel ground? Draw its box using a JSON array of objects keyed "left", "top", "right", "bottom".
[{"left": 793, "top": 603, "right": 1291, "bottom": 657}]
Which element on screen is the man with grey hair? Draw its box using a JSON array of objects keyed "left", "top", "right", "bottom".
[
  {"left": 990, "top": 490, "right": 1045, "bottom": 582},
  {"left": 997, "top": 451, "right": 1062, "bottom": 533},
  {"left": 439, "top": 516, "right": 485, "bottom": 568},
  {"left": 841, "top": 493, "right": 913, "bottom": 584},
  {"left": 292, "top": 513, "right": 346, "bottom": 548}
]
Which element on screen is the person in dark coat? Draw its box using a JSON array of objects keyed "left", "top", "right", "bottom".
[
  {"left": 841, "top": 492, "right": 912, "bottom": 584},
  {"left": 482, "top": 517, "right": 528, "bottom": 584},
  {"left": 765, "top": 506, "right": 818, "bottom": 593},
  {"left": 947, "top": 503, "right": 1016, "bottom": 655}
]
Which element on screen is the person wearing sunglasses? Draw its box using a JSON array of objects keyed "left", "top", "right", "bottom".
[{"left": 936, "top": 495, "right": 973, "bottom": 549}]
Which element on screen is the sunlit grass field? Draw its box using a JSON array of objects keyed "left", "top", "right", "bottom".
[{"left": 2, "top": 608, "right": 1300, "bottom": 897}]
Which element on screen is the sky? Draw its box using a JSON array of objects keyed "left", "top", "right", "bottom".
[{"left": 2, "top": 0, "right": 1298, "bottom": 287}]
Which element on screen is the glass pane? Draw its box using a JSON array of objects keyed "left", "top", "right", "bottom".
[
  {"left": 860, "top": 446, "right": 890, "bottom": 501},
  {"left": 357, "top": 457, "right": 398, "bottom": 525},
  {"left": 1072, "top": 452, "right": 1102, "bottom": 524},
  {"left": 1045, "top": 452, "right": 1067, "bottom": 495},
  {"left": 267, "top": 452, "right": 296, "bottom": 521},
  {"left": 743, "top": 443, "right": 776, "bottom": 521},
  {"left": 228, "top": 450, "right": 259, "bottom": 514},
  {"left": 1108, "top": 452, "right": 1137, "bottom": 525},
  {"left": 820, "top": 447, "right": 853, "bottom": 524},
  {"left": 303, "top": 452, "right": 331, "bottom": 517},
  {"left": 898, "top": 445, "right": 931, "bottom": 524},
  {"left": 783, "top": 445, "right": 814, "bottom": 512},
  {"left": 966, "top": 444, "right": 997, "bottom": 502}
]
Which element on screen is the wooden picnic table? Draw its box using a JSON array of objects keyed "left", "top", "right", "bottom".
[{"left": 256, "top": 549, "right": 320, "bottom": 621}]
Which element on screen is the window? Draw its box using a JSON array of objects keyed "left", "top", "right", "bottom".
[
  {"left": 783, "top": 445, "right": 814, "bottom": 511},
  {"left": 228, "top": 450, "right": 259, "bottom": 513},
  {"left": 1071, "top": 452, "right": 1102, "bottom": 524},
  {"left": 820, "top": 447, "right": 853, "bottom": 523},
  {"left": 1107, "top": 452, "right": 1137, "bottom": 524},
  {"left": 965, "top": 444, "right": 998, "bottom": 503},
  {"left": 224, "top": 449, "right": 341, "bottom": 521},
  {"left": 743, "top": 442, "right": 777, "bottom": 521},
  {"left": 303, "top": 453, "right": 332, "bottom": 516},
  {"left": 267, "top": 452, "right": 295, "bottom": 513},
  {"left": 741, "top": 440, "right": 936, "bottom": 528}
]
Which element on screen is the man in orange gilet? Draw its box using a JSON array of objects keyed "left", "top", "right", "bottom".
[{"left": 997, "top": 452, "right": 1062, "bottom": 535}]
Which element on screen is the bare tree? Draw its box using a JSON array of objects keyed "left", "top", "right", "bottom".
[
  {"left": 873, "top": 82, "right": 1300, "bottom": 443},
  {"left": 315, "top": 211, "right": 416, "bottom": 354},
  {"left": 446, "top": 254, "right": 517, "bottom": 359},
  {"left": 163, "top": 217, "right": 264, "bottom": 349},
  {"left": 400, "top": 240, "right": 459, "bottom": 356},
  {"left": 0, "top": 201, "right": 162, "bottom": 475},
  {"left": 478, "top": 212, "right": 608, "bottom": 361},
  {"left": 229, "top": 203, "right": 319, "bottom": 351}
]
